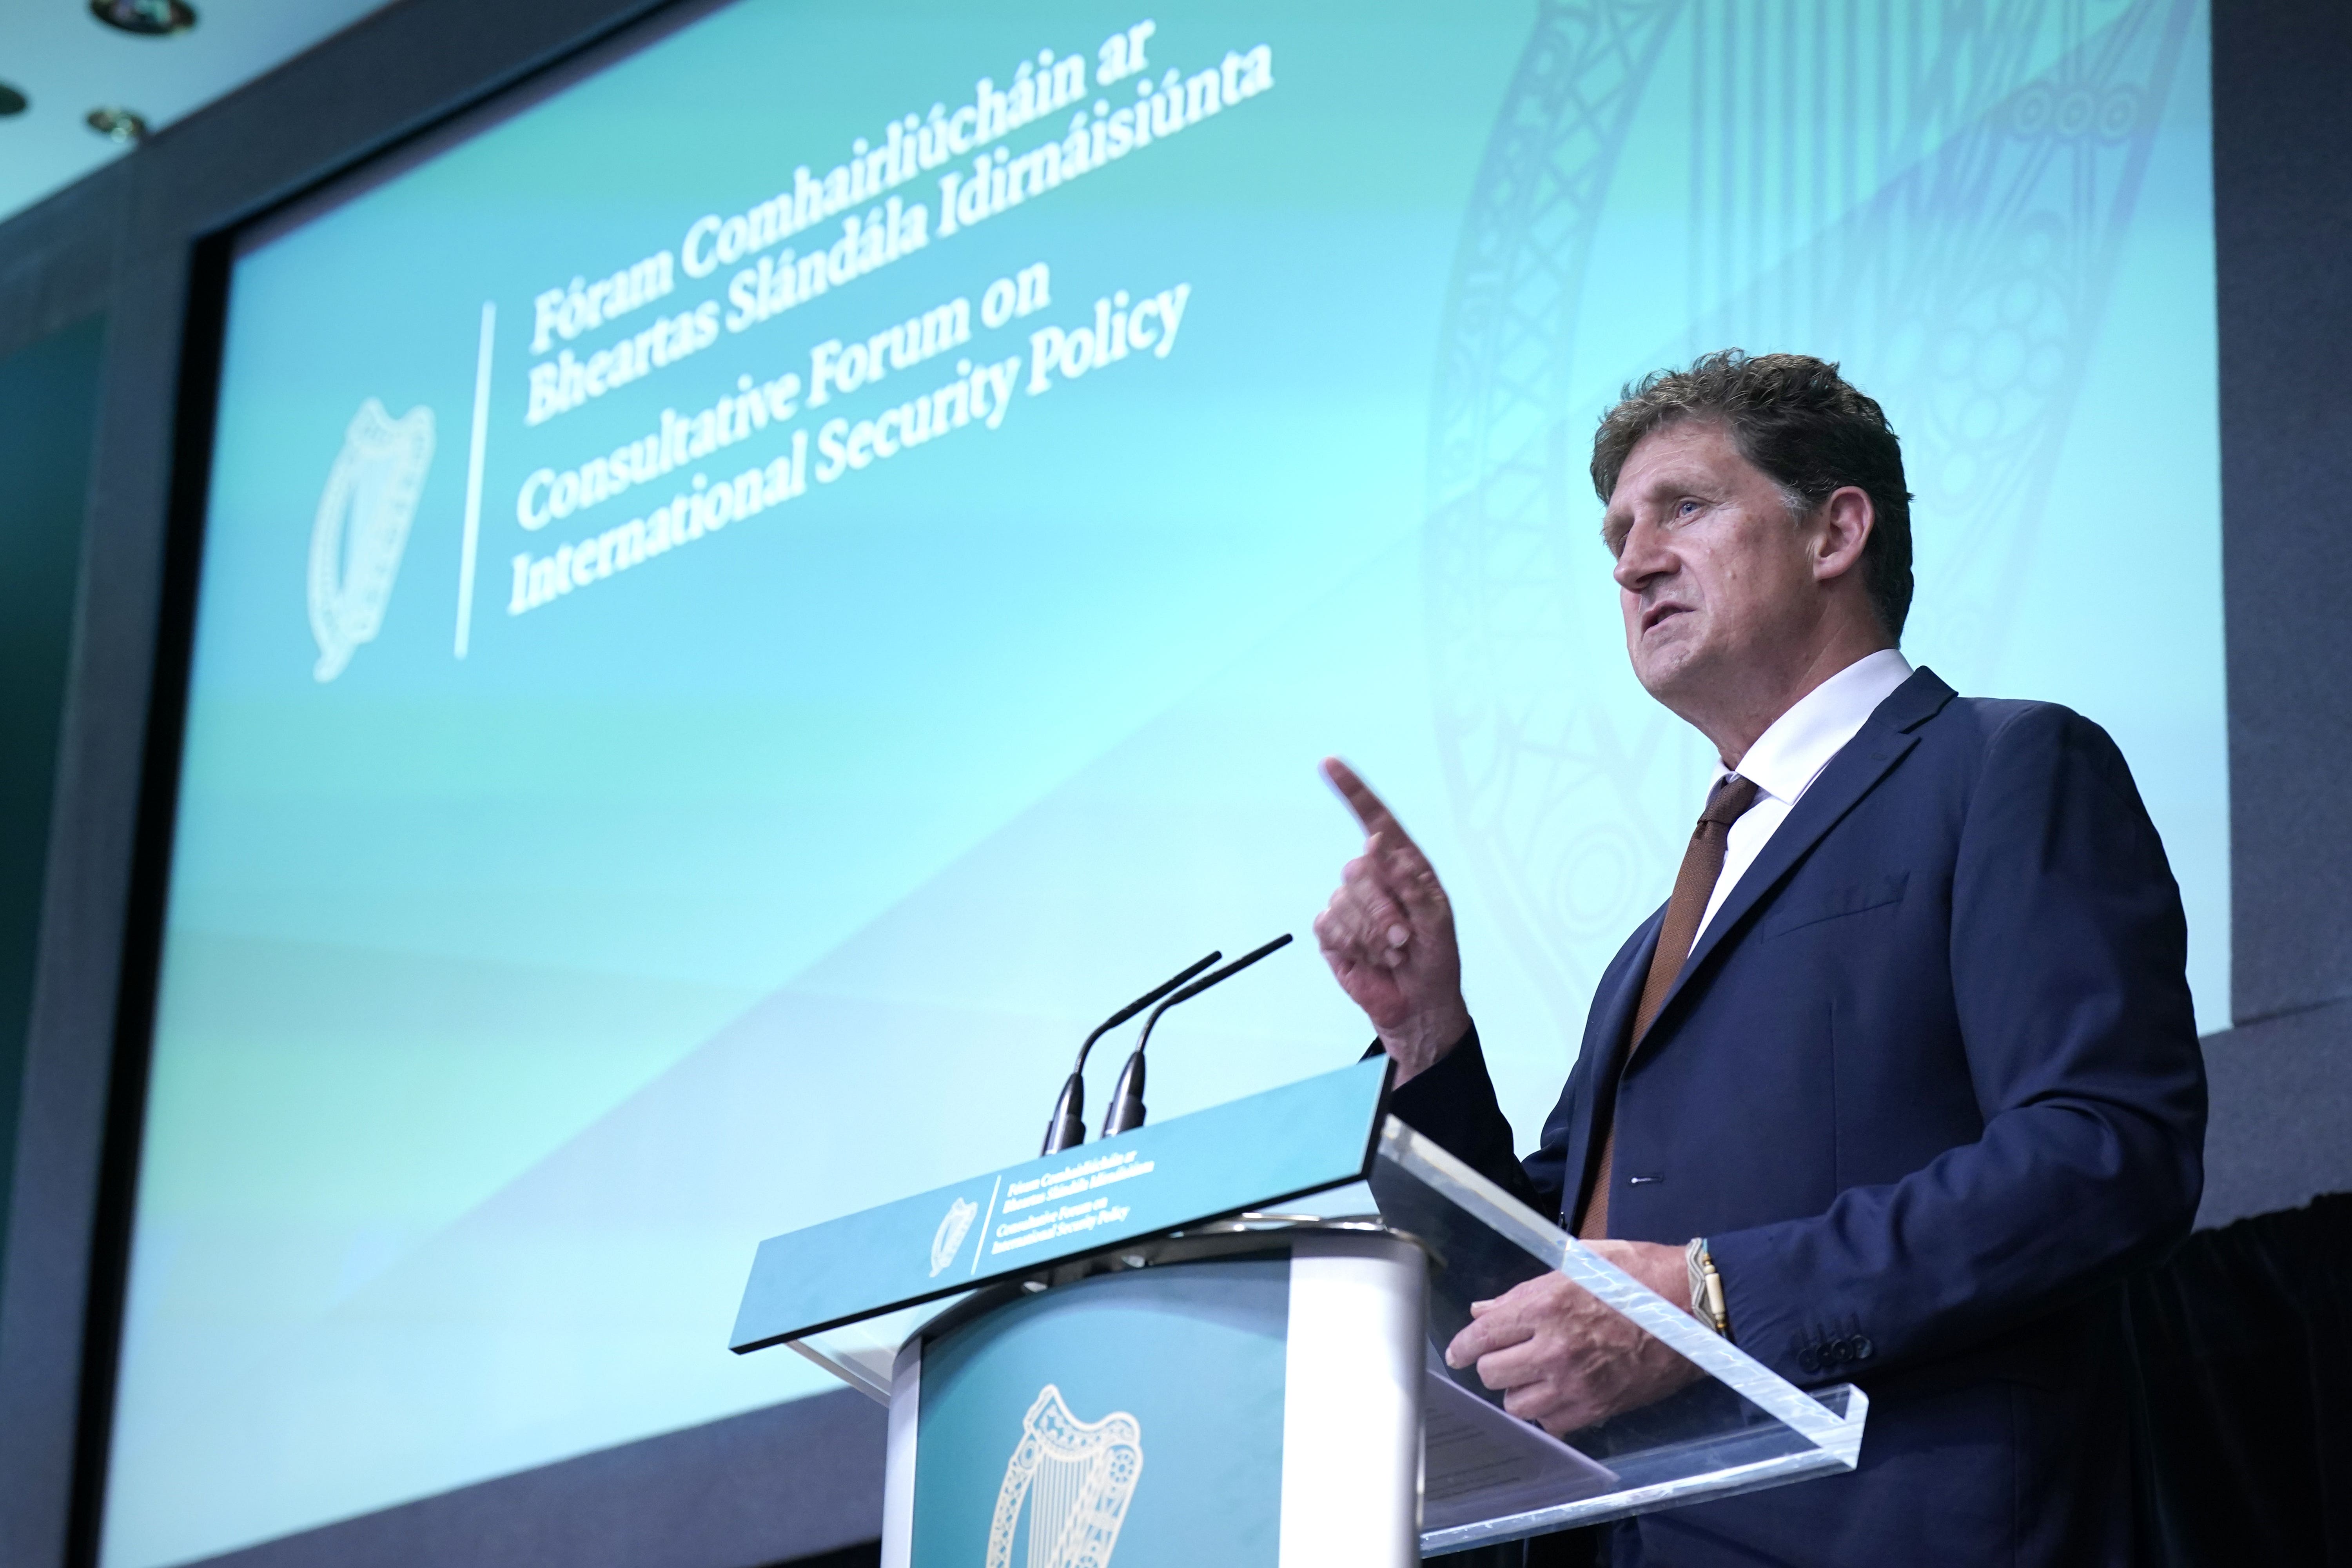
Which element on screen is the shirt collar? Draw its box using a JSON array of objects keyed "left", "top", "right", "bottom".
[{"left": 1719, "top": 648, "right": 1915, "bottom": 806}]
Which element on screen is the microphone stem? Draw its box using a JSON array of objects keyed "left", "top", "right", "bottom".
[
  {"left": 1105, "top": 933, "right": 1294, "bottom": 1137},
  {"left": 1042, "top": 951, "right": 1221, "bottom": 1156}
]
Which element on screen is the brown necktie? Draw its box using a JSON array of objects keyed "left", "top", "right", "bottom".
[{"left": 1577, "top": 773, "right": 1762, "bottom": 1239}]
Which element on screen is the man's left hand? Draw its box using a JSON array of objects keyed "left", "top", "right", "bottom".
[{"left": 1443, "top": 1240, "right": 1704, "bottom": 1435}]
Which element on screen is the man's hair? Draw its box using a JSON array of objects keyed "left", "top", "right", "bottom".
[{"left": 1590, "top": 350, "right": 1915, "bottom": 640}]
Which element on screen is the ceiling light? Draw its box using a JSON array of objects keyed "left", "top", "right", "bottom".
[
  {"left": 86, "top": 107, "right": 149, "bottom": 143},
  {"left": 0, "top": 84, "right": 28, "bottom": 117},
  {"left": 89, "top": 0, "right": 198, "bottom": 36}
]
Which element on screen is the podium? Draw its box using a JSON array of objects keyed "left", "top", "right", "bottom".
[{"left": 733, "top": 1060, "right": 1866, "bottom": 1565}]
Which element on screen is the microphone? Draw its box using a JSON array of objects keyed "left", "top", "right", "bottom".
[
  {"left": 1041, "top": 951, "right": 1222, "bottom": 1156},
  {"left": 1100, "top": 934, "right": 1295, "bottom": 1139}
]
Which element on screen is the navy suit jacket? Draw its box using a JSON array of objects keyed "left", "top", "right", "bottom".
[{"left": 1389, "top": 668, "right": 2206, "bottom": 1567}]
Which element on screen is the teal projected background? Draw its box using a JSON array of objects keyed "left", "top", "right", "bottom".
[{"left": 104, "top": 2, "right": 2223, "bottom": 1564}]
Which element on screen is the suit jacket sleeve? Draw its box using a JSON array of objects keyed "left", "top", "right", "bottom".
[
  {"left": 1380, "top": 1025, "right": 1579, "bottom": 1223},
  {"left": 1708, "top": 705, "right": 2208, "bottom": 1382}
]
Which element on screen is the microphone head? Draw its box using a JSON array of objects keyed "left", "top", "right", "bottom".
[
  {"left": 1040, "top": 1071, "right": 1087, "bottom": 1155},
  {"left": 1102, "top": 1051, "right": 1147, "bottom": 1138}
]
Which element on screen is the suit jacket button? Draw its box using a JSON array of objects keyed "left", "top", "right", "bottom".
[
  {"left": 1827, "top": 1337, "right": 1852, "bottom": 1363},
  {"left": 1797, "top": 1347, "right": 1822, "bottom": 1374},
  {"left": 1849, "top": 1336, "right": 1873, "bottom": 1361}
]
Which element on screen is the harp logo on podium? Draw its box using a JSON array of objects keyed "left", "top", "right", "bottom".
[
  {"left": 929, "top": 1195, "right": 978, "bottom": 1277},
  {"left": 987, "top": 1385, "right": 1143, "bottom": 1568},
  {"left": 309, "top": 398, "right": 435, "bottom": 682}
]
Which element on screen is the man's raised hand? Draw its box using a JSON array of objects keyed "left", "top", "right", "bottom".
[{"left": 1313, "top": 758, "right": 1471, "bottom": 1083}]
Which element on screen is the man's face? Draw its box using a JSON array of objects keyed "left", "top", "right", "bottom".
[{"left": 1604, "top": 418, "right": 1827, "bottom": 709}]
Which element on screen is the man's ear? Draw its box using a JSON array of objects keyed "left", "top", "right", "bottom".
[{"left": 1812, "top": 486, "right": 1875, "bottom": 583}]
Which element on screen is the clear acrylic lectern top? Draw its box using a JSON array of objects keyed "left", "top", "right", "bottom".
[{"left": 786, "top": 1114, "right": 1866, "bottom": 1552}]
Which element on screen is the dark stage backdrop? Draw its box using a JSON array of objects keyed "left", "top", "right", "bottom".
[
  {"left": 2, "top": 0, "right": 2349, "bottom": 1566},
  {"left": 0, "top": 316, "right": 106, "bottom": 1295}
]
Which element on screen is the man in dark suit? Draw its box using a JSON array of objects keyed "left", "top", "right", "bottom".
[{"left": 1315, "top": 351, "right": 2205, "bottom": 1566}]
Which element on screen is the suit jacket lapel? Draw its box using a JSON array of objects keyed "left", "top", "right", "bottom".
[
  {"left": 1559, "top": 907, "right": 1661, "bottom": 1222},
  {"left": 1637, "top": 667, "right": 1959, "bottom": 1056}
]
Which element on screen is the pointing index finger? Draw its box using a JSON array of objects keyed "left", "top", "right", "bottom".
[{"left": 1321, "top": 757, "right": 1411, "bottom": 846}]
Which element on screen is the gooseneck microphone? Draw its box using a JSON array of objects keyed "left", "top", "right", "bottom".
[
  {"left": 1101, "top": 933, "right": 1295, "bottom": 1139},
  {"left": 1041, "top": 951, "right": 1222, "bottom": 1156}
]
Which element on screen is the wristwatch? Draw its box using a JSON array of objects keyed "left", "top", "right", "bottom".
[{"left": 1685, "top": 1238, "right": 1731, "bottom": 1338}]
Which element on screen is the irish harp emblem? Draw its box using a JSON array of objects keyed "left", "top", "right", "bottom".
[
  {"left": 986, "top": 1385, "right": 1143, "bottom": 1568},
  {"left": 309, "top": 398, "right": 434, "bottom": 682},
  {"left": 930, "top": 1196, "right": 978, "bottom": 1277}
]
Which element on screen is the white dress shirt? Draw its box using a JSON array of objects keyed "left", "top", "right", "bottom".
[{"left": 1691, "top": 648, "right": 1915, "bottom": 947}]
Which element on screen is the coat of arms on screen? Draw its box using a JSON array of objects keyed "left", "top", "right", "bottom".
[
  {"left": 308, "top": 398, "right": 434, "bottom": 682},
  {"left": 987, "top": 1385, "right": 1143, "bottom": 1568},
  {"left": 930, "top": 1195, "right": 978, "bottom": 1277}
]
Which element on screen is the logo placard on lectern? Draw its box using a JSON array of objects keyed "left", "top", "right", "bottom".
[{"left": 987, "top": 1384, "right": 1143, "bottom": 1568}]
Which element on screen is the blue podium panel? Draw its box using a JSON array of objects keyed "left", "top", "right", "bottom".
[
  {"left": 733, "top": 1059, "right": 1389, "bottom": 1350},
  {"left": 909, "top": 1260, "right": 1289, "bottom": 1568},
  {"left": 880, "top": 1232, "right": 1427, "bottom": 1568}
]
